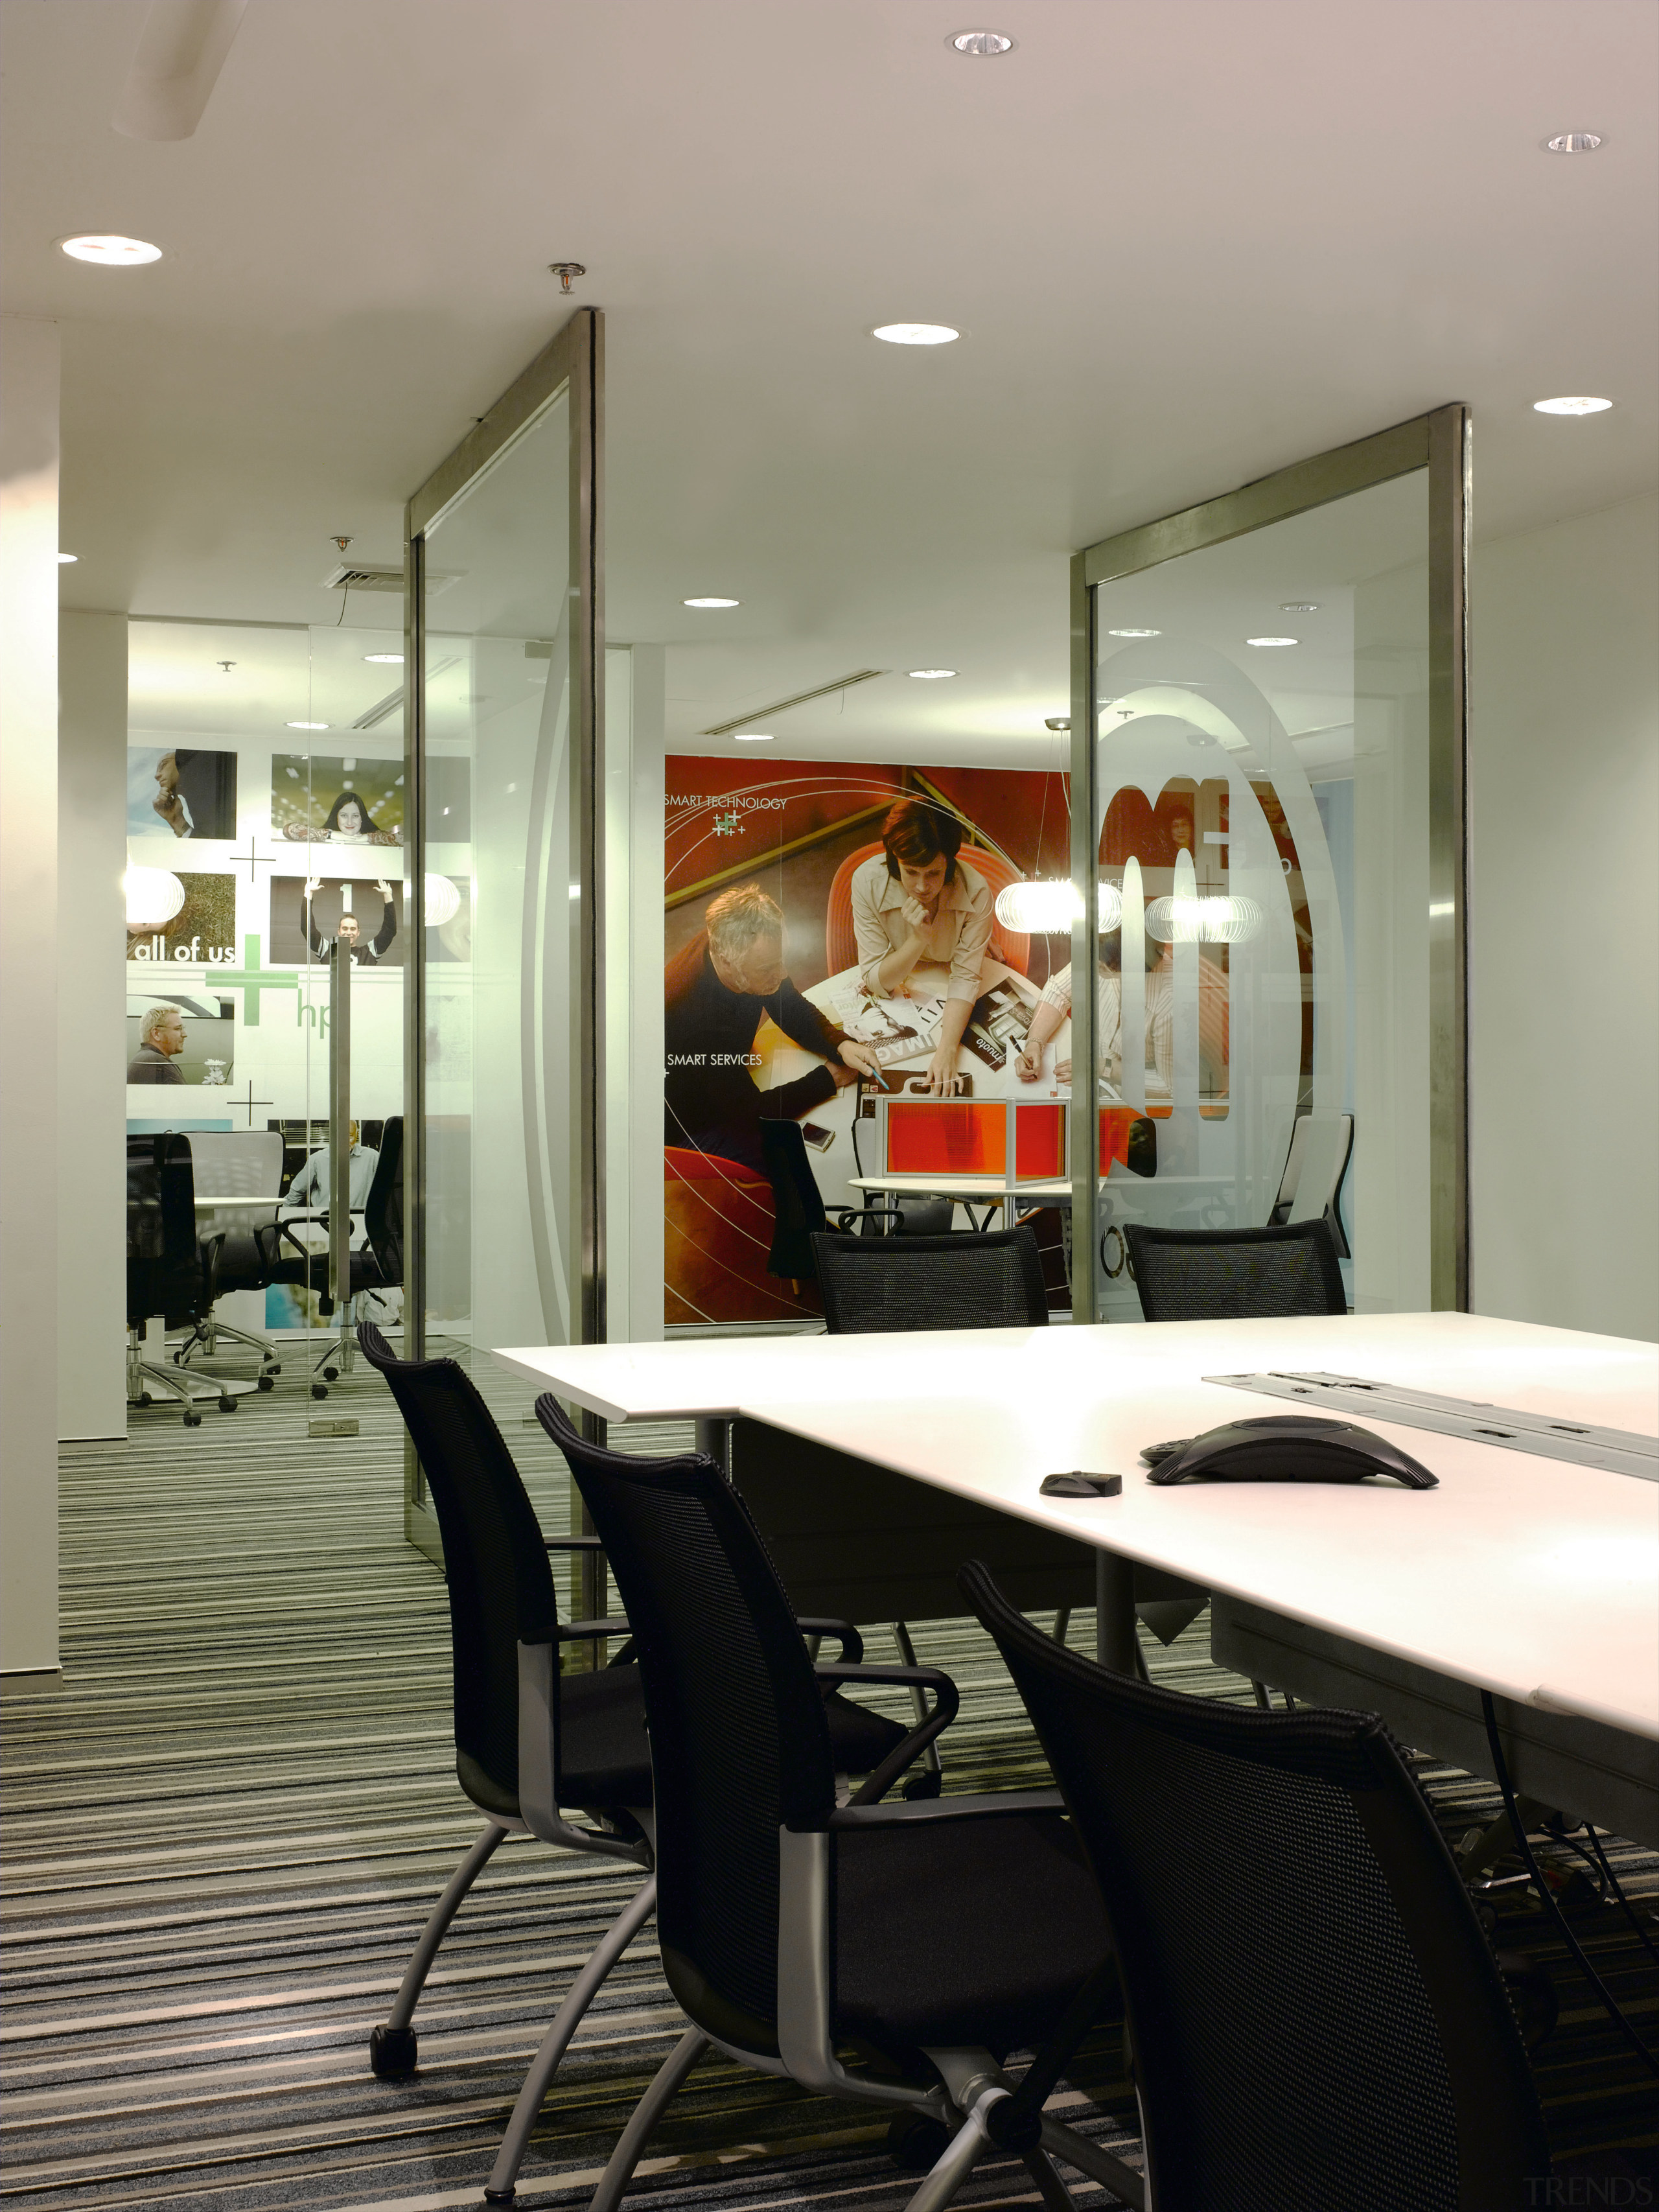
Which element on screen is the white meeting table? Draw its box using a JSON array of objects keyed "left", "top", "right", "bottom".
[{"left": 496, "top": 1311, "right": 1659, "bottom": 1839}]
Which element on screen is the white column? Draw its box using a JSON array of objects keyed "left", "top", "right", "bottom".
[
  {"left": 59, "top": 612, "right": 130, "bottom": 1439},
  {"left": 1, "top": 318, "right": 62, "bottom": 1675}
]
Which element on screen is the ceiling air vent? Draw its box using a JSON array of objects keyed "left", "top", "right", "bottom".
[{"left": 321, "top": 563, "right": 461, "bottom": 596}]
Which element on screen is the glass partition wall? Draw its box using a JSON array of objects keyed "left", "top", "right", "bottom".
[
  {"left": 401, "top": 311, "right": 603, "bottom": 1562},
  {"left": 125, "top": 616, "right": 406, "bottom": 1440},
  {"left": 1067, "top": 409, "right": 1469, "bottom": 1320}
]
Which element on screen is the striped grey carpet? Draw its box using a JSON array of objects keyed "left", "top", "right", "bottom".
[{"left": 4, "top": 1344, "right": 1655, "bottom": 2211}]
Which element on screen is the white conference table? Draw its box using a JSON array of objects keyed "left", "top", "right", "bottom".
[{"left": 496, "top": 1311, "right": 1659, "bottom": 1834}]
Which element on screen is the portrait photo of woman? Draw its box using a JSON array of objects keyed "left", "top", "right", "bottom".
[
  {"left": 270, "top": 753, "right": 405, "bottom": 846},
  {"left": 283, "top": 789, "right": 400, "bottom": 846}
]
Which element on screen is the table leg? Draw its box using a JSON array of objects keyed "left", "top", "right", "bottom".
[
  {"left": 1095, "top": 1552, "right": 1137, "bottom": 1674},
  {"left": 695, "top": 1418, "right": 731, "bottom": 1474}
]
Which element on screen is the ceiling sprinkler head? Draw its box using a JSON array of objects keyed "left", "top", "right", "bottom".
[
  {"left": 332, "top": 535, "right": 353, "bottom": 554},
  {"left": 549, "top": 262, "right": 587, "bottom": 293}
]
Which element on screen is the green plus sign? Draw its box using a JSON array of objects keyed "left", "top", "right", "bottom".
[{"left": 205, "top": 935, "right": 303, "bottom": 1026}]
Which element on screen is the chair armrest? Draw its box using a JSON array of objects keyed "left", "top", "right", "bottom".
[
  {"left": 827, "top": 1787, "right": 1065, "bottom": 1830},
  {"left": 813, "top": 1662, "right": 960, "bottom": 1806},
  {"left": 515, "top": 1638, "right": 651, "bottom": 1865},
  {"left": 556, "top": 1616, "right": 631, "bottom": 1641},
  {"left": 545, "top": 1533, "right": 607, "bottom": 1552},
  {"left": 796, "top": 1616, "right": 863, "bottom": 1663}
]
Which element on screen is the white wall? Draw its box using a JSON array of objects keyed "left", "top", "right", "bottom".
[
  {"left": 1, "top": 318, "right": 62, "bottom": 1674},
  {"left": 59, "top": 612, "right": 130, "bottom": 1439},
  {"left": 1470, "top": 492, "right": 1658, "bottom": 1342}
]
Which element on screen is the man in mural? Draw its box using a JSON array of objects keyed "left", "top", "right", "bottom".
[
  {"left": 849, "top": 798, "right": 992, "bottom": 1097},
  {"left": 128, "top": 1003, "right": 187, "bottom": 1084},
  {"left": 303, "top": 878, "right": 398, "bottom": 966},
  {"left": 665, "top": 885, "right": 880, "bottom": 1170}
]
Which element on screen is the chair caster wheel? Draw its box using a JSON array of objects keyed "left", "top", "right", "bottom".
[
  {"left": 311, "top": 1382, "right": 328, "bottom": 1400},
  {"left": 257, "top": 1375, "right": 275, "bottom": 1391},
  {"left": 902, "top": 1770, "right": 942, "bottom": 1800},
  {"left": 888, "top": 2112, "right": 951, "bottom": 2172},
  {"left": 323, "top": 1366, "right": 339, "bottom": 1382},
  {"left": 369, "top": 2022, "right": 418, "bottom": 2078},
  {"left": 139, "top": 1391, "right": 154, "bottom": 1406},
  {"left": 218, "top": 1395, "right": 238, "bottom": 1412},
  {"left": 184, "top": 1412, "right": 202, "bottom": 1428}
]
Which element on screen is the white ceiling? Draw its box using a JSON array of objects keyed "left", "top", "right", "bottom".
[{"left": 6, "top": 0, "right": 1656, "bottom": 758}]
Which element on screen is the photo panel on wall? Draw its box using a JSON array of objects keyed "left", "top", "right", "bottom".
[
  {"left": 662, "top": 756, "right": 1074, "bottom": 1328},
  {"left": 127, "top": 746, "right": 239, "bottom": 842},
  {"left": 271, "top": 754, "right": 404, "bottom": 846}
]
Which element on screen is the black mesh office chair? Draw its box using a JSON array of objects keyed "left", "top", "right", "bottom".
[
  {"left": 1122, "top": 1218, "right": 1347, "bottom": 1323},
  {"left": 275, "top": 1118, "right": 404, "bottom": 1393},
  {"left": 807, "top": 1220, "right": 1050, "bottom": 1763},
  {"left": 358, "top": 1326, "right": 915, "bottom": 2206},
  {"left": 811, "top": 1223, "right": 1049, "bottom": 1334},
  {"left": 540, "top": 1398, "right": 1144, "bottom": 2212},
  {"left": 126, "top": 1133, "right": 241, "bottom": 1425},
  {"left": 962, "top": 1561, "right": 1553, "bottom": 2212}
]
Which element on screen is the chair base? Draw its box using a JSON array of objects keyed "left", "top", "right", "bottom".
[{"left": 369, "top": 2023, "right": 419, "bottom": 2078}]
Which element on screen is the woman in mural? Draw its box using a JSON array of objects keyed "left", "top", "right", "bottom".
[
  {"left": 284, "top": 791, "right": 400, "bottom": 846},
  {"left": 849, "top": 799, "right": 992, "bottom": 1097}
]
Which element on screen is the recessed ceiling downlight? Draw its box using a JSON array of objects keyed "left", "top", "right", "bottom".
[
  {"left": 951, "top": 30, "right": 1014, "bottom": 55},
  {"left": 684, "top": 596, "right": 740, "bottom": 608},
  {"left": 1106, "top": 627, "right": 1161, "bottom": 638},
  {"left": 60, "top": 233, "right": 161, "bottom": 264},
  {"left": 734, "top": 732, "right": 775, "bottom": 742},
  {"left": 364, "top": 652, "right": 404, "bottom": 664},
  {"left": 1533, "top": 395, "right": 1613, "bottom": 415},
  {"left": 1246, "top": 636, "right": 1298, "bottom": 649},
  {"left": 1545, "top": 132, "right": 1602, "bottom": 154},
  {"left": 286, "top": 720, "right": 329, "bottom": 730},
  {"left": 873, "top": 324, "right": 960, "bottom": 346},
  {"left": 58, "top": 552, "right": 78, "bottom": 563},
  {"left": 907, "top": 668, "right": 957, "bottom": 680},
  {"left": 1280, "top": 601, "right": 1319, "bottom": 612}
]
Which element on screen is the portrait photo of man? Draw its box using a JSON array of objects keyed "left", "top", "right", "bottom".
[
  {"left": 664, "top": 883, "right": 879, "bottom": 1171},
  {"left": 127, "top": 1003, "right": 187, "bottom": 1084}
]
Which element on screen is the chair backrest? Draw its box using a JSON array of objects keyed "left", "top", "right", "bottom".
[
  {"left": 961, "top": 1562, "right": 1549, "bottom": 2212},
  {"left": 1123, "top": 1218, "right": 1346, "bottom": 1322},
  {"left": 853, "top": 1193, "right": 955, "bottom": 1237},
  {"left": 358, "top": 1322, "right": 557, "bottom": 1816},
  {"left": 181, "top": 1128, "right": 284, "bottom": 1198},
  {"left": 126, "top": 1132, "right": 203, "bottom": 1325},
  {"left": 811, "top": 1224, "right": 1049, "bottom": 1333},
  {"left": 539, "top": 1395, "right": 833, "bottom": 2060},
  {"left": 362, "top": 1115, "right": 404, "bottom": 1284},
  {"left": 823, "top": 839, "right": 1032, "bottom": 978}
]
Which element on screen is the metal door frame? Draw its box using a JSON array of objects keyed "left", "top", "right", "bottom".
[
  {"left": 1067, "top": 404, "right": 1470, "bottom": 1319},
  {"left": 400, "top": 307, "right": 605, "bottom": 1553}
]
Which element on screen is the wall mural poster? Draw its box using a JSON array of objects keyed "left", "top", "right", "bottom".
[
  {"left": 125, "top": 869, "right": 237, "bottom": 967},
  {"left": 127, "top": 746, "right": 238, "bottom": 841},
  {"left": 662, "top": 756, "right": 1073, "bottom": 1327},
  {"left": 269, "top": 874, "right": 406, "bottom": 968},
  {"left": 125, "top": 990, "right": 236, "bottom": 1086},
  {"left": 270, "top": 754, "right": 405, "bottom": 846}
]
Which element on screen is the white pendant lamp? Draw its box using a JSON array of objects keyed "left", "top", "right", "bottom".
[
  {"left": 124, "top": 866, "right": 187, "bottom": 929},
  {"left": 993, "top": 879, "right": 1125, "bottom": 934},
  {"left": 1145, "top": 892, "right": 1263, "bottom": 944},
  {"left": 423, "top": 873, "right": 461, "bottom": 928}
]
